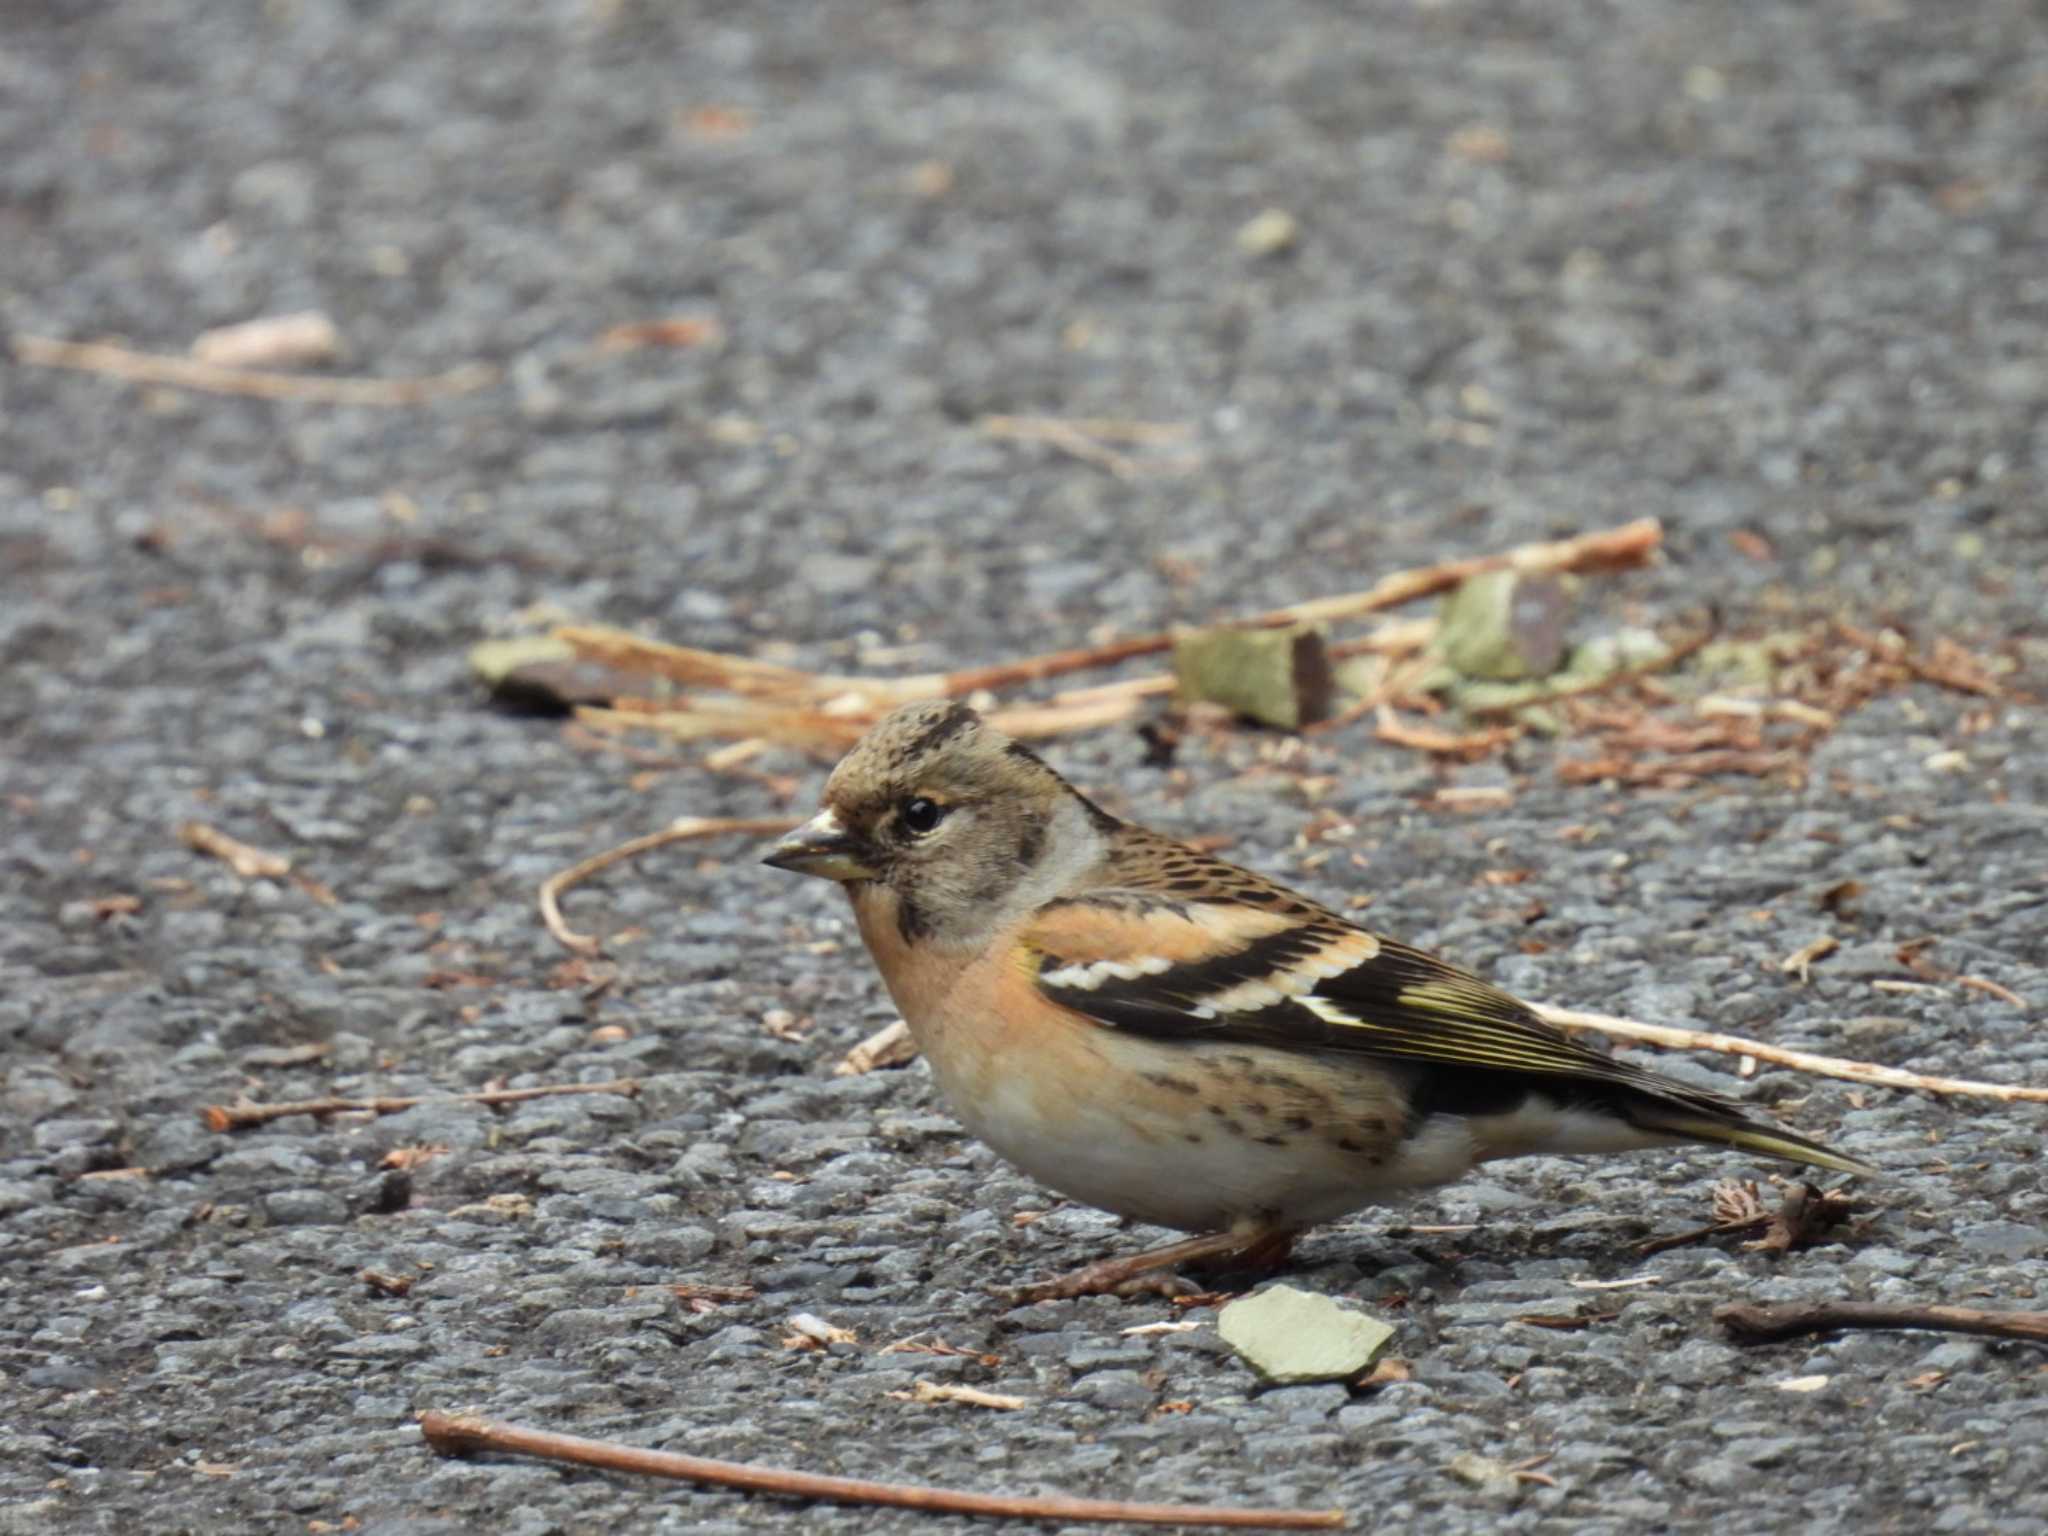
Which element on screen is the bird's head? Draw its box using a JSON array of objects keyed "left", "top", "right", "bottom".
[{"left": 763, "top": 701, "right": 1114, "bottom": 944}]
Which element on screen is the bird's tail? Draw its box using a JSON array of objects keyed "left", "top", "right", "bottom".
[{"left": 1626, "top": 1099, "right": 1876, "bottom": 1177}]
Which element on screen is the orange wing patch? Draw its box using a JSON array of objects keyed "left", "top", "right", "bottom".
[{"left": 1021, "top": 898, "right": 1295, "bottom": 972}]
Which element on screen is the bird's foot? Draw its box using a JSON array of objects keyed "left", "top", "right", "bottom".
[{"left": 1006, "top": 1227, "right": 1299, "bottom": 1303}]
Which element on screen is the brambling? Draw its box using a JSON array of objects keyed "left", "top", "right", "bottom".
[{"left": 765, "top": 701, "right": 1872, "bottom": 1297}]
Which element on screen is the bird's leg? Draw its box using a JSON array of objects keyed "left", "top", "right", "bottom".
[{"left": 1010, "top": 1227, "right": 1299, "bottom": 1302}]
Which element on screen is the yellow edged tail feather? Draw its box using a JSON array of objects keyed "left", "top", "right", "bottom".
[{"left": 1626, "top": 1108, "right": 1876, "bottom": 1177}]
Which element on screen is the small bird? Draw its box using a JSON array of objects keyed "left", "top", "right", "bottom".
[{"left": 765, "top": 701, "right": 1872, "bottom": 1297}]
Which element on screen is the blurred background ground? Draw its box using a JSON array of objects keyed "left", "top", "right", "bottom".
[{"left": 2, "top": 3, "right": 2045, "bottom": 1533}]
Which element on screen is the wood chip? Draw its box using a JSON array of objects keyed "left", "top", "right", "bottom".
[
  {"left": 190, "top": 311, "right": 341, "bottom": 369},
  {"left": 179, "top": 821, "right": 291, "bottom": 878},
  {"left": 891, "top": 1381, "right": 1029, "bottom": 1411},
  {"left": 783, "top": 1312, "right": 857, "bottom": 1349}
]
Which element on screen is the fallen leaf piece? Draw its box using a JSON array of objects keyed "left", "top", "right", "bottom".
[
  {"left": 1217, "top": 1284, "right": 1395, "bottom": 1385},
  {"left": 835, "top": 1019, "right": 918, "bottom": 1076},
  {"left": 1781, "top": 935, "right": 1838, "bottom": 983},
  {"left": 890, "top": 1380, "right": 1029, "bottom": 1411},
  {"left": 1438, "top": 570, "right": 1571, "bottom": 682},
  {"left": 1174, "top": 622, "right": 1334, "bottom": 730},
  {"left": 180, "top": 821, "right": 291, "bottom": 879},
  {"left": 191, "top": 310, "right": 341, "bottom": 369},
  {"left": 470, "top": 635, "right": 645, "bottom": 714},
  {"left": 1713, "top": 1179, "right": 1768, "bottom": 1228},
  {"left": 1236, "top": 208, "right": 1299, "bottom": 258},
  {"left": 672, "top": 1283, "right": 756, "bottom": 1314},
  {"left": 783, "top": 1312, "right": 857, "bottom": 1350},
  {"left": 1748, "top": 1182, "right": 1855, "bottom": 1255},
  {"left": 1445, "top": 1452, "right": 1521, "bottom": 1498}
]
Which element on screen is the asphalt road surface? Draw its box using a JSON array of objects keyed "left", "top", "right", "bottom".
[{"left": 4, "top": 3, "right": 2045, "bottom": 1533}]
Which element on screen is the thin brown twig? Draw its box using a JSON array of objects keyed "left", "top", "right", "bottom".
[
  {"left": 540, "top": 815, "right": 801, "bottom": 955},
  {"left": 418, "top": 1412, "right": 1344, "bottom": 1528},
  {"left": 1555, "top": 746, "right": 1802, "bottom": 787},
  {"left": 14, "top": 334, "right": 498, "bottom": 406},
  {"left": 939, "top": 520, "right": 1662, "bottom": 691},
  {"left": 1957, "top": 975, "right": 2029, "bottom": 1009},
  {"left": 1715, "top": 1302, "right": 2048, "bottom": 1348},
  {"left": 1371, "top": 703, "right": 1520, "bottom": 760},
  {"left": 1533, "top": 1004, "right": 2048, "bottom": 1104},
  {"left": 202, "top": 1080, "right": 640, "bottom": 1132},
  {"left": 1278, "top": 517, "right": 1664, "bottom": 627},
  {"left": 978, "top": 415, "right": 1200, "bottom": 481}
]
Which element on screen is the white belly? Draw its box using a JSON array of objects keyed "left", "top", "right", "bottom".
[{"left": 920, "top": 1019, "right": 1472, "bottom": 1234}]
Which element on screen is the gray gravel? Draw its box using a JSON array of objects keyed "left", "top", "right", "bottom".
[{"left": 5, "top": 2, "right": 2047, "bottom": 1533}]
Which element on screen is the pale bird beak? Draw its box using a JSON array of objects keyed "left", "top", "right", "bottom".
[{"left": 762, "top": 810, "right": 876, "bottom": 882}]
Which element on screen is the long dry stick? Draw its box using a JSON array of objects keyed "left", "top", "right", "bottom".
[
  {"left": 927, "top": 518, "right": 1663, "bottom": 694},
  {"left": 1534, "top": 1005, "right": 2048, "bottom": 1104},
  {"left": 202, "top": 1080, "right": 640, "bottom": 1132},
  {"left": 558, "top": 518, "right": 1664, "bottom": 708},
  {"left": 418, "top": 1412, "right": 1344, "bottom": 1529},
  {"left": 14, "top": 334, "right": 498, "bottom": 406},
  {"left": 540, "top": 815, "right": 801, "bottom": 955},
  {"left": 1715, "top": 1301, "right": 2048, "bottom": 1348}
]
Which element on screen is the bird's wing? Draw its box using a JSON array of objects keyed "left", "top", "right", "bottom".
[
  {"left": 1024, "top": 889, "right": 1686, "bottom": 1099},
  {"left": 1018, "top": 831, "right": 1873, "bottom": 1175}
]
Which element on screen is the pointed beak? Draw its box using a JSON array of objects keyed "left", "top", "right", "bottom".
[{"left": 762, "top": 810, "right": 876, "bottom": 882}]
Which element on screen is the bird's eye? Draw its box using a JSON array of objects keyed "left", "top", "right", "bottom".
[{"left": 898, "top": 796, "right": 946, "bottom": 835}]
